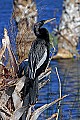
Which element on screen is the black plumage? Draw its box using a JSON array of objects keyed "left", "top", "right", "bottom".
[
  {"left": 28, "top": 20, "right": 50, "bottom": 80},
  {"left": 17, "top": 18, "right": 55, "bottom": 104},
  {"left": 28, "top": 18, "right": 55, "bottom": 104}
]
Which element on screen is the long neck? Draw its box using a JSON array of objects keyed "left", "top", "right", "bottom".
[
  {"left": 40, "top": 28, "right": 49, "bottom": 42},
  {"left": 34, "top": 26, "right": 49, "bottom": 41}
]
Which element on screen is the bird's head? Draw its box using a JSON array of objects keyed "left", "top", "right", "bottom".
[{"left": 34, "top": 18, "right": 56, "bottom": 37}]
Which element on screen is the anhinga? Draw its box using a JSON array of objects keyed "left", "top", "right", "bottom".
[
  {"left": 28, "top": 18, "right": 55, "bottom": 104},
  {"left": 28, "top": 18, "right": 55, "bottom": 80}
]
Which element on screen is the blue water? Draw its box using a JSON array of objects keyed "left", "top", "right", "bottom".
[
  {"left": 0, "top": 0, "right": 13, "bottom": 39},
  {"left": 0, "top": 0, "right": 63, "bottom": 39},
  {"left": 0, "top": 0, "right": 80, "bottom": 120},
  {"left": 36, "top": 0, "right": 63, "bottom": 32}
]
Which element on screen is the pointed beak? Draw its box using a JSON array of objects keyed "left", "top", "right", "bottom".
[{"left": 44, "top": 18, "right": 56, "bottom": 24}]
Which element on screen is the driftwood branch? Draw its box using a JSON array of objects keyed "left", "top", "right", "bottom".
[
  {"left": 38, "top": 68, "right": 51, "bottom": 81},
  {"left": 0, "top": 67, "right": 51, "bottom": 120},
  {"left": 55, "top": 67, "right": 62, "bottom": 120},
  {"left": 38, "top": 79, "right": 50, "bottom": 90},
  {"left": 30, "top": 95, "right": 69, "bottom": 120}
]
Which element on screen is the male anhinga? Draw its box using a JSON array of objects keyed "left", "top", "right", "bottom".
[
  {"left": 28, "top": 18, "right": 55, "bottom": 104},
  {"left": 28, "top": 18, "right": 55, "bottom": 80}
]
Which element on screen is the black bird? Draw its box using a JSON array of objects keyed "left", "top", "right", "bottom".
[
  {"left": 28, "top": 18, "right": 55, "bottom": 104},
  {"left": 28, "top": 18, "right": 55, "bottom": 80}
]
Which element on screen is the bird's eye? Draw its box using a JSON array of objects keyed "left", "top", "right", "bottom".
[{"left": 27, "top": 6, "right": 30, "bottom": 9}]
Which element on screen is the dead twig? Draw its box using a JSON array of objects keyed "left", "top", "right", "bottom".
[
  {"left": 30, "top": 95, "right": 69, "bottom": 120},
  {"left": 46, "top": 113, "right": 58, "bottom": 120},
  {"left": 38, "top": 68, "right": 51, "bottom": 81},
  {"left": 55, "top": 67, "right": 62, "bottom": 120},
  {"left": 38, "top": 79, "right": 50, "bottom": 90}
]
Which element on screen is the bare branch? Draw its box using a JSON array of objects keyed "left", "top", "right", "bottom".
[
  {"left": 55, "top": 67, "right": 61, "bottom": 120},
  {"left": 30, "top": 95, "right": 69, "bottom": 120}
]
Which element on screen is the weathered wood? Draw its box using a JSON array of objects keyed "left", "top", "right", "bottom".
[
  {"left": 10, "top": 105, "right": 29, "bottom": 120},
  {"left": 0, "top": 65, "right": 53, "bottom": 119},
  {"left": 52, "top": 0, "right": 80, "bottom": 59},
  {"left": 12, "top": 76, "right": 26, "bottom": 110},
  {"left": 26, "top": 106, "right": 32, "bottom": 120},
  {"left": 38, "top": 68, "right": 51, "bottom": 81},
  {"left": 0, "top": 28, "right": 7, "bottom": 60},
  {"left": 38, "top": 79, "right": 50, "bottom": 90},
  {"left": 30, "top": 95, "right": 69, "bottom": 120},
  {"left": 13, "top": 0, "right": 37, "bottom": 63}
]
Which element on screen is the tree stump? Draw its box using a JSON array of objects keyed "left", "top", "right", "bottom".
[
  {"left": 52, "top": 0, "right": 80, "bottom": 59},
  {"left": 13, "top": 0, "right": 37, "bottom": 63}
]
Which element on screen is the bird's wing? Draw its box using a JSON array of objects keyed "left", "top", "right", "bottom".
[
  {"left": 28, "top": 39, "right": 47, "bottom": 79},
  {"left": 36, "top": 47, "right": 47, "bottom": 70}
]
